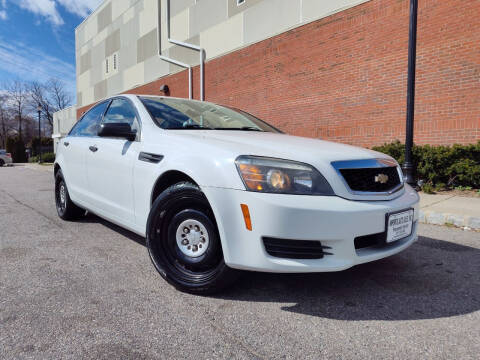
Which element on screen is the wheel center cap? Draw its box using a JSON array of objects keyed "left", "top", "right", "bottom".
[
  {"left": 187, "top": 231, "right": 201, "bottom": 245},
  {"left": 176, "top": 219, "right": 210, "bottom": 258}
]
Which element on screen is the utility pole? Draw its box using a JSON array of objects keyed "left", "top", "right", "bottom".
[{"left": 403, "top": 0, "right": 418, "bottom": 186}]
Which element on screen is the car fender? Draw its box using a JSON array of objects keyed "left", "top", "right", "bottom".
[
  {"left": 134, "top": 150, "right": 246, "bottom": 237},
  {"left": 53, "top": 153, "right": 66, "bottom": 180}
]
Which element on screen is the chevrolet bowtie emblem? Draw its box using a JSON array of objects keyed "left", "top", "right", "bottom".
[{"left": 375, "top": 174, "right": 389, "bottom": 184}]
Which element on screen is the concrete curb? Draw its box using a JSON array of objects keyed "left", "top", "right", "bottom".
[{"left": 419, "top": 210, "right": 480, "bottom": 231}]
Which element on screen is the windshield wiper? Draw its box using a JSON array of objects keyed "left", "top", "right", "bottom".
[
  {"left": 168, "top": 124, "right": 213, "bottom": 130},
  {"left": 214, "top": 127, "right": 263, "bottom": 132}
]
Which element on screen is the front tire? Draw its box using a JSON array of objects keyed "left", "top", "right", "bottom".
[
  {"left": 55, "top": 169, "right": 85, "bottom": 220},
  {"left": 146, "top": 182, "right": 239, "bottom": 294}
]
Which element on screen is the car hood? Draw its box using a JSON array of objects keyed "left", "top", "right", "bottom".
[
  {"left": 163, "top": 130, "right": 404, "bottom": 201},
  {"left": 168, "top": 130, "right": 390, "bottom": 163}
]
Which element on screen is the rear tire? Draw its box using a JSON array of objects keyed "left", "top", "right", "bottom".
[
  {"left": 146, "top": 182, "right": 239, "bottom": 294},
  {"left": 55, "top": 169, "right": 85, "bottom": 221},
  {"left": 0, "top": 159, "right": 4, "bottom": 167}
]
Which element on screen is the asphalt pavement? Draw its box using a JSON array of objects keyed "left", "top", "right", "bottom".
[{"left": 1, "top": 165, "right": 479, "bottom": 359}]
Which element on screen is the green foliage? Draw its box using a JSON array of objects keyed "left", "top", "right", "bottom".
[
  {"left": 421, "top": 183, "right": 435, "bottom": 194},
  {"left": 454, "top": 185, "right": 473, "bottom": 191},
  {"left": 6, "top": 136, "right": 27, "bottom": 163},
  {"left": 29, "top": 152, "right": 55, "bottom": 163},
  {"left": 29, "top": 137, "right": 54, "bottom": 156},
  {"left": 447, "top": 159, "right": 479, "bottom": 188},
  {"left": 30, "top": 137, "right": 53, "bottom": 147},
  {"left": 43, "top": 152, "right": 56, "bottom": 163},
  {"left": 373, "top": 141, "right": 480, "bottom": 189}
]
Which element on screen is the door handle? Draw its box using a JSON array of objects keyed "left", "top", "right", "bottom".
[
  {"left": 89, "top": 146, "right": 98, "bottom": 153},
  {"left": 63, "top": 142, "right": 69, "bottom": 147}
]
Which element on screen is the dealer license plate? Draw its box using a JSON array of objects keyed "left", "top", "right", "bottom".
[{"left": 386, "top": 209, "right": 414, "bottom": 243}]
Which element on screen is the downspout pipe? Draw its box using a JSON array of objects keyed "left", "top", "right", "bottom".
[
  {"left": 157, "top": 54, "right": 193, "bottom": 99},
  {"left": 156, "top": 1, "right": 192, "bottom": 99},
  {"left": 158, "top": 0, "right": 206, "bottom": 101}
]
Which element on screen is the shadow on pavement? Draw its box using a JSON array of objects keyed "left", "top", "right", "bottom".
[
  {"left": 79, "top": 213, "right": 147, "bottom": 247},
  {"left": 218, "top": 236, "right": 480, "bottom": 321},
  {"left": 81, "top": 212, "right": 480, "bottom": 321}
]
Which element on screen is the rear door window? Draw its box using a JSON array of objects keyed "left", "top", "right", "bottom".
[{"left": 69, "top": 101, "right": 109, "bottom": 137}]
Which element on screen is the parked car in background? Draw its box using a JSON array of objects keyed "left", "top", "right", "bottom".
[
  {"left": 0, "top": 150, "right": 12, "bottom": 167},
  {"left": 54, "top": 95, "right": 420, "bottom": 294}
]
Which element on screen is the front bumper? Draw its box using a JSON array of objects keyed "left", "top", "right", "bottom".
[{"left": 202, "top": 184, "right": 420, "bottom": 273}]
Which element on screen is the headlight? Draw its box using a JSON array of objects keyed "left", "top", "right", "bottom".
[{"left": 235, "top": 156, "right": 334, "bottom": 195}]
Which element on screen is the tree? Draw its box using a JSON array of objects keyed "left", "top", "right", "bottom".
[
  {"left": 29, "top": 78, "right": 72, "bottom": 133},
  {"left": 5, "top": 80, "right": 28, "bottom": 141},
  {"left": 0, "top": 93, "right": 16, "bottom": 149},
  {"left": 6, "top": 136, "right": 27, "bottom": 163},
  {"left": 0, "top": 94, "right": 8, "bottom": 148},
  {"left": 21, "top": 115, "right": 36, "bottom": 144}
]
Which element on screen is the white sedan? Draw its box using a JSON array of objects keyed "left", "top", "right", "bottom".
[
  {"left": 54, "top": 95, "right": 419, "bottom": 293},
  {"left": 0, "top": 149, "right": 12, "bottom": 167}
]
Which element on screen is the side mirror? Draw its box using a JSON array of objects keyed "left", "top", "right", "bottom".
[{"left": 98, "top": 122, "right": 137, "bottom": 141}]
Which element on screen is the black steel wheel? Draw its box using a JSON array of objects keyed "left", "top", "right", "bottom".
[
  {"left": 55, "top": 169, "right": 85, "bottom": 221},
  {"left": 146, "top": 182, "right": 239, "bottom": 294}
]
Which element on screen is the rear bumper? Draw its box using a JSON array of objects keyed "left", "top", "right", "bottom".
[
  {"left": 202, "top": 184, "right": 420, "bottom": 273},
  {"left": 1, "top": 156, "right": 12, "bottom": 165}
]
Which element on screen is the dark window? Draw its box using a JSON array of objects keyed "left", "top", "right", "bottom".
[
  {"left": 103, "top": 98, "right": 140, "bottom": 134},
  {"left": 140, "top": 96, "right": 281, "bottom": 132},
  {"left": 140, "top": 98, "right": 191, "bottom": 129},
  {"left": 69, "top": 101, "right": 108, "bottom": 137}
]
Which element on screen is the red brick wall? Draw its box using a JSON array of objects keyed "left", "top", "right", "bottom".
[{"left": 78, "top": 0, "right": 480, "bottom": 147}]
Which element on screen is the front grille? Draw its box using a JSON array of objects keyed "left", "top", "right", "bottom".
[
  {"left": 263, "top": 237, "right": 332, "bottom": 259},
  {"left": 339, "top": 166, "right": 401, "bottom": 193}
]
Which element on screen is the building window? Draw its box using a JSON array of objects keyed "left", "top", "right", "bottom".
[
  {"left": 106, "top": 59, "right": 109, "bottom": 74},
  {"left": 113, "top": 54, "right": 117, "bottom": 70},
  {"left": 237, "top": 0, "right": 245, "bottom": 6}
]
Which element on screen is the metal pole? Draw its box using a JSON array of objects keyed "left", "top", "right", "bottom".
[
  {"left": 403, "top": 0, "right": 418, "bottom": 186},
  {"left": 200, "top": 49, "right": 205, "bottom": 101},
  {"left": 38, "top": 110, "right": 42, "bottom": 163}
]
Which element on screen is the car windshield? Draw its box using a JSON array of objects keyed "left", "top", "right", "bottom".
[{"left": 139, "top": 96, "right": 281, "bottom": 132}]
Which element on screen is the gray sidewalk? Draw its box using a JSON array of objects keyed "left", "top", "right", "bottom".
[
  {"left": 419, "top": 193, "right": 480, "bottom": 230},
  {"left": 14, "top": 163, "right": 54, "bottom": 173}
]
